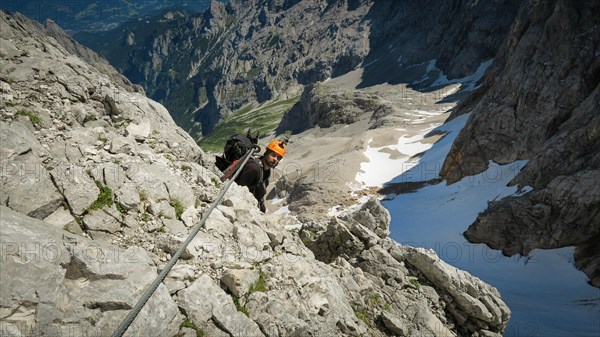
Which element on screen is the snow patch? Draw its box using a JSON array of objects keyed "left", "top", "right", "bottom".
[
  {"left": 389, "top": 113, "right": 470, "bottom": 184},
  {"left": 431, "top": 59, "right": 494, "bottom": 91},
  {"left": 355, "top": 111, "right": 453, "bottom": 187}
]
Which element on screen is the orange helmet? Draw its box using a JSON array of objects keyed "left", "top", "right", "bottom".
[{"left": 266, "top": 139, "right": 286, "bottom": 158}]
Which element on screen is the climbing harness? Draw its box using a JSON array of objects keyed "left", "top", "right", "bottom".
[{"left": 110, "top": 146, "right": 259, "bottom": 337}]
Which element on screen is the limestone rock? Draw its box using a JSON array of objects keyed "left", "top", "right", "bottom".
[
  {"left": 109, "top": 135, "right": 137, "bottom": 154},
  {"left": 176, "top": 274, "right": 265, "bottom": 337},
  {"left": 127, "top": 161, "right": 195, "bottom": 209},
  {"left": 156, "top": 234, "right": 197, "bottom": 259},
  {"left": 0, "top": 122, "right": 62, "bottom": 219},
  {"left": 50, "top": 165, "right": 100, "bottom": 216},
  {"left": 82, "top": 209, "right": 121, "bottom": 233},
  {"left": 346, "top": 196, "right": 391, "bottom": 239},
  {"left": 303, "top": 217, "right": 364, "bottom": 264},
  {"left": 162, "top": 218, "right": 188, "bottom": 236},
  {"left": 404, "top": 246, "right": 510, "bottom": 331},
  {"left": 180, "top": 206, "right": 199, "bottom": 227},
  {"left": 381, "top": 311, "right": 410, "bottom": 336},
  {"left": 43, "top": 206, "right": 76, "bottom": 230},
  {"left": 0, "top": 206, "right": 181, "bottom": 337},
  {"left": 115, "top": 182, "right": 141, "bottom": 211},
  {"left": 125, "top": 122, "right": 151, "bottom": 141},
  {"left": 221, "top": 269, "right": 260, "bottom": 297}
]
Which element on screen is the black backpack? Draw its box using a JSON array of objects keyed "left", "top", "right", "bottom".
[{"left": 215, "top": 131, "right": 259, "bottom": 172}]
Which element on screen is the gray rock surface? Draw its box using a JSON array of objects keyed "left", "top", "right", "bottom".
[
  {"left": 0, "top": 206, "right": 181, "bottom": 337},
  {"left": 277, "top": 84, "right": 396, "bottom": 134},
  {"left": 440, "top": 0, "right": 600, "bottom": 286},
  {"left": 0, "top": 122, "right": 63, "bottom": 219},
  {"left": 0, "top": 9, "right": 512, "bottom": 337}
]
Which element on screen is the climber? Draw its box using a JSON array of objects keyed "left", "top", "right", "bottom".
[{"left": 235, "top": 138, "right": 287, "bottom": 213}]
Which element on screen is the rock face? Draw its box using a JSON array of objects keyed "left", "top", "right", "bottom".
[
  {"left": 277, "top": 83, "right": 398, "bottom": 134},
  {"left": 0, "top": 10, "right": 510, "bottom": 337},
  {"left": 439, "top": 0, "right": 600, "bottom": 286},
  {"left": 0, "top": 206, "right": 182, "bottom": 337},
  {"left": 77, "top": 0, "right": 520, "bottom": 139}
]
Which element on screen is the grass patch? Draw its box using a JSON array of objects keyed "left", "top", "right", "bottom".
[
  {"left": 180, "top": 318, "right": 204, "bottom": 337},
  {"left": 211, "top": 177, "right": 222, "bottom": 189},
  {"left": 198, "top": 95, "right": 300, "bottom": 152},
  {"left": 89, "top": 181, "right": 113, "bottom": 211},
  {"left": 97, "top": 134, "right": 109, "bottom": 144},
  {"left": 267, "top": 33, "right": 281, "bottom": 47},
  {"left": 354, "top": 308, "right": 369, "bottom": 324},
  {"left": 249, "top": 272, "right": 268, "bottom": 294},
  {"left": 409, "top": 278, "right": 421, "bottom": 290},
  {"left": 169, "top": 198, "right": 185, "bottom": 219},
  {"left": 115, "top": 202, "right": 126, "bottom": 214},
  {"left": 232, "top": 295, "right": 250, "bottom": 317},
  {"left": 181, "top": 164, "right": 191, "bottom": 172},
  {"left": 369, "top": 294, "right": 381, "bottom": 306},
  {"left": 16, "top": 110, "right": 41, "bottom": 126},
  {"left": 246, "top": 67, "right": 258, "bottom": 78},
  {"left": 231, "top": 271, "right": 269, "bottom": 318}
]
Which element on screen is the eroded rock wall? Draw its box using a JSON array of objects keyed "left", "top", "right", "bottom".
[{"left": 440, "top": 0, "right": 600, "bottom": 286}]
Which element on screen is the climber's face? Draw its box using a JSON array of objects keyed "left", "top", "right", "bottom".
[{"left": 264, "top": 151, "right": 282, "bottom": 169}]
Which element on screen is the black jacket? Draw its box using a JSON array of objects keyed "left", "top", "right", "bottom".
[{"left": 235, "top": 157, "right": 271, "bottom": 207}]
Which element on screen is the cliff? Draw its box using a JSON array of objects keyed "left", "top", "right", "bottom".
[
  {"left": 439, "top": 0, "right": 600, "bottom": 286},
  {"left": 76, "top": 0, "right": 520, "bottom": 140},
  {"left": 0, "top": 10, "right": 510, "bottom": 337}
]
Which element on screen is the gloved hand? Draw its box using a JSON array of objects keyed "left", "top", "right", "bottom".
[{"left": 258, "top": 200, "right": 266, "bottom": 213}]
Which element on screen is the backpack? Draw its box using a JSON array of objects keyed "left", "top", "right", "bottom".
[{"left": 215, "top": 130, "right": 259, "bottom": 176}]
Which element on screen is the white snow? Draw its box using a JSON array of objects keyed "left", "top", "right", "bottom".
[
  {"left": 390, "top": 113, "right": 470, "bottom": 183},
  {"left": 431, "top": 59, "right": 494, "bottom": 91},
  {"left": 385, "top": 159, "right": 530, "bottom": 245},
  {"left": 355, "top": 111, "right": 467, "bottom": 187},
  {"left": 373, "top": 106, "right": 598, "bottom": 336},
  {"left": 355, "top": 132, "right": 437, "bottom": 186}
]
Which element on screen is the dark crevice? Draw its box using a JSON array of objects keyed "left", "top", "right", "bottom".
[
  {"left": 61, "top": 253, "right": 126, "bottom": 281},
  {"left": 83, "top": 301, "right": 132, "bottom": 312}
]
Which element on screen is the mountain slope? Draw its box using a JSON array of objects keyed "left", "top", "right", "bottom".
[
  {"left": 0, "top": 10, "right": 511, "bottom": 337},
  {"left": 440, "top": 0, "right": 600, "bottom": 286},
  {"left": 0, "top": 0, "right": 215, "bottom": 33},
  {"left": 77, "top": 0, "right": 521, "bottom": 141}
]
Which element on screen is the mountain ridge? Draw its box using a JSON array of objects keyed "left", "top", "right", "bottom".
[{"left": 76, "top": 0, "right": 521, "bottom": 141}]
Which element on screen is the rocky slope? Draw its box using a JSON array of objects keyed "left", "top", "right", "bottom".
[
  {"left": 77, "top": 0, "right": 521, "bottom": 140},
  {"left": 440, "top": 0, "right": 600, "bottom": 286},
  {"left": 0, "top": 10, "right": 511, "bottom": 337}
]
